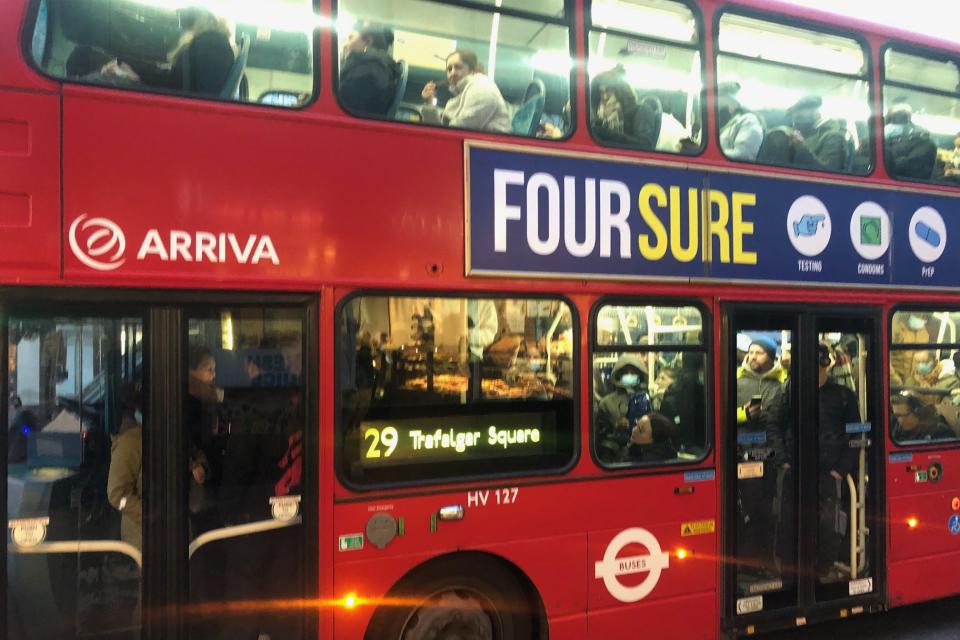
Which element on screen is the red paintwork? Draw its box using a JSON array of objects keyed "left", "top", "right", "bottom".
[{"left": 3, "top": 0, "right": 960, "bottom": 637}]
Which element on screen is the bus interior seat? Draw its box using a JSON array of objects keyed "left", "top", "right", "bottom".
[
  {"left": 512, "top": 79, "right": 546, "bottom": 136},
  {"left": 386, "top": 60, "right": 409, "bottom": 120},
  {"left": 220, "top": 33, "right": 250, "bottom": 100}
]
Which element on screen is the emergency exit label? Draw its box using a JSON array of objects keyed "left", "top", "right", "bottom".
[{"left": 338, "top": 533, "right": 364, "bottom": 551}]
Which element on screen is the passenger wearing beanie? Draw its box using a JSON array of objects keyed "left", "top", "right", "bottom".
[{"left": 734, "top": 333, "right": 792, "bottom": 587}]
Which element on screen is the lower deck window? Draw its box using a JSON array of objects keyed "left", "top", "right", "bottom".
[{"left": 337, "top": 295, "right": 576, "bottom": 486}]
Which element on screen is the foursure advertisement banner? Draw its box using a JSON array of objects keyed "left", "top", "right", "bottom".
[{"left": 466, "top": 142, "right": 960, "bottom": 288}]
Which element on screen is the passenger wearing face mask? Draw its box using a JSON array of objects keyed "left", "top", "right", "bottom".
[
  {"left": 891, "top": 313, "right": 930, "bottom": 385},
  {"left": 420, "top": 49, "right": 510, "bottom": 133},
  {"left": 786, "top": 95, "right": 848, "bottom": 172},
  {"left": 596, "top": 354, "right": 650, "bottom": 463},
  {"left": 884, "top": 100, "right": 937, "bottom": 180},
  {"left": 717, "top": 81, "right": 763, "bottom": 162},
  {"left": 907, "top": 349, "right": 959, "bottom": 405}
]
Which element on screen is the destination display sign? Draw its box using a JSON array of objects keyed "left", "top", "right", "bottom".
[
  {"left": 359, "top": 411, "right": 557, "bottom": 467},
  {"left": 466, "top": 143, "right": 960, "bottom": 288}
]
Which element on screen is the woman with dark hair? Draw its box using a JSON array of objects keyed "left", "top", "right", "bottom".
[
  {"left": 420, "top": 48, "right": 510, "bottom": 133},
  {"left": 590, "top": 66, "right": 657, "bottom": 150},
  {"left": 628, "top": 411, "right": 677, "bottom": 462},
  {"left": 339, "top": 20, "right": 401, "bottom": 116},
  {"left": 186, "top": 344, "right": 222, "bottom": 534}
]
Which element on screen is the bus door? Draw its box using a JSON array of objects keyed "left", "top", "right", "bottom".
[{"left": 724, "top": 305, "right": 882, "bottom": 635}]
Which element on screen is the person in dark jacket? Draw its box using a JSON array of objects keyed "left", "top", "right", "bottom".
[
  {"left": 735, "top": 334, "right": 792, "bottom": 587},
  {"left": 884, "top": 101, "right": 937, "bottom": 180},
  {"left": 816, "top": 343, "right": 861, "bottom": 580},
  {"left": 590, "top": 67, "right": 657, "bottom": 150},
  {"left": 339, "top": 21, "right": 401, "bottom": 116},
  {"left": 660, "top": 352, "right": 706, "bottom": 453},
  {"left": 787, "top": 95, "right": 848, "bottom": 172},
  {"left": 102, "top": 7, "right": 234, "bottom": 97}
]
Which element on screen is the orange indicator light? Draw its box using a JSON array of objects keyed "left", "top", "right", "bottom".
[
  {"left": 343, "top": 594, "right": 358, "bottom": 609},
  {"left": 907, "top": 517, "right": 919, "bottom": 529},
  {"left": 675, "top": 548, "right": 690, "bottom": 560}
]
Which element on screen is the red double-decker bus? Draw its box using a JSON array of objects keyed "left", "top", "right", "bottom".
[{"left": 4, "top": 0, "right": 960, "bottom": 638}]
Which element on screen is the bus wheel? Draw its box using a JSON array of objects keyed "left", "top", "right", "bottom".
[{"left": 367, "top": 558, "right": 534, "bottom": 640}]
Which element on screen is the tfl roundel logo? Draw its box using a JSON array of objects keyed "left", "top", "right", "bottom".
[
  {"left": 68, "top": 214, "right": 126, "bottom": 271},
  {"left": 594, "top": 527, "right": 670, "bottom": 603}
]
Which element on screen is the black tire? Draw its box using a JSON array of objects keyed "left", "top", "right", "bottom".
[{"left": 365, "top": 556, "right": 536, "bottom": 640}]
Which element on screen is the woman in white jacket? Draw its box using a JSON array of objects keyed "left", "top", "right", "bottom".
[{"left": 421, "top": 49, "right": 511, "bottom": 133}]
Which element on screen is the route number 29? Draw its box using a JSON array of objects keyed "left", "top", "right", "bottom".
[{"left": 365, "top": 426, "right": 398, "bottom": 459}]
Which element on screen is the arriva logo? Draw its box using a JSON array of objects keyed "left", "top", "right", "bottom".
[
  {"left": 68, "top": 214, "right": 280, "bottom": 270},
  {"left": 69, "top": 214, "right": 127, "bottom": 271}
]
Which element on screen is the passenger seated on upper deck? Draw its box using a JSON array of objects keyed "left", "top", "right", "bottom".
[
  {"left": 884, "top": 100, "right": 938, "bottom": 180},
  {"left": 101, "top": 7, "right": 235, "bottom": 97},
  {"left": 420, "top": 49, "right": 511, "bottom": 133},
  {"left": 590, "top": 67, "right": 657, "bottom": 150},
  {"left": 787, "top": 95, "right": 848, "bottom": 172},
  {"left": 339, "top": 21, "right": 401, "bottom": 117},
  {"left": 717, "top": 81, "right": 763, "bottom": 162},
  {"left": 639, "top": 95, "right": 688, "bottom": 153}
]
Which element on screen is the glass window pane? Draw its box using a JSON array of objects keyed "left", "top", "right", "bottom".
[
  {"left": 338, "top": 0, "right": 572, "bottom": 136},
  {"left": 889, "top": 310, "right": 960, "bottom": 444},
  {"left": 716, "top": 13, "right": 871, "bottom": 174},
  {"left": 591, "top": 0, "right": 697, "bottom": 43},
  {"left": 596, "top": 304, "right": 703, "bottom": 347},
  {"left": 7, "top": 316, "right": 144, "bottom": 640},
  {"left": 885, "top": 48, "right": 960, "bottom": 93},
  {"left": 592, "top": 304, "right": 707, "bottom": 466},
  {"left": 883, "top": 49, "right": 960, "bottom": 184},
  {"left": 719, "top": 14, "right": 864, "bottom": 75},
  {"left": 185, "top": 308, "right": 306, "bottom": 638},
  {"left": 587, "top": 0, "right": 702, "bottom": 154},
  {"left": 338, "top": 296, "right": 576, "bottom": 485},
  {"left": 27, "top": 0, "right": 316, "bottom": 107}
]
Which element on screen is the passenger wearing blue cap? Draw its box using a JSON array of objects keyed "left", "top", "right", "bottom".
[{"left": 734, "top": 333, "right": 791, "bottom": 586}]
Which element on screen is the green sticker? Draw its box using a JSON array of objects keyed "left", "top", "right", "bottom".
[{"left": 338, "top": 534, "right": 364, "bottom": 551}]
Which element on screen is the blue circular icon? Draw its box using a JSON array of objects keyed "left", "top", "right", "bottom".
[{"left": 949, "top": 514, "right": 960, "bottom": 536}]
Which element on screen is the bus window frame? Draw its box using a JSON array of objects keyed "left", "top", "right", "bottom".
[
  {"left": 18, "top": 0, "right": 323, "bottom": 111},
  {"left": 331, "top": 0, "right": 578, "bottom": 141},
  {"left": 888, "top": 304, "right": 960, "bottom": 449},
  {"left": 588, "top": 296, "right": 712, "bottom": 471},
  {"left": 880, "top": 41, "right": 960, "bottom": 189},
  {"left": 333, "top": 289, "right": 581, "bottom": 492},
  {"left": 711, "top": 6, "right": 876, "bottom": 177},
  {"left": 583, "top": 0, "right": 707, "bottom": 158}
]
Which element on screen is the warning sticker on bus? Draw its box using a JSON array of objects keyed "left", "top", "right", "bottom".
[{"left": 680, "top": 519, "right": 716, "bottom": 537}]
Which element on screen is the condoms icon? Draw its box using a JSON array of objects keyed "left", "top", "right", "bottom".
[{"left": 909, "top": 207, "right": 946, "bottom": 263}]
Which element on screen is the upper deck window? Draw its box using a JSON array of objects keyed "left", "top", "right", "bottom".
[
  {"left": 337, "top": 294, "right": 576, "bottom": 487},
  {"left": 26, "top": 0, "right": 316, "bottom": 107},
  {"left": 336, "top": 0, "right": 572, "bottom": 138},
  {"left": 890, "top": 310, "right": 960, "bottom": 445},
  {"left": 592, "top": 302, "right": 708, "bottom": 467},
  {"left": 716, "top": 12, "right": 872, "bottom": 175},
  {"left": 586, "top": 0, "right": 703, "bottom": 155},
  {"left": 882, "top": 47, "right": 960, "bottom": 186}
]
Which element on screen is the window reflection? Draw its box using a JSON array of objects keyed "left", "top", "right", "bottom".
[
  {"left": 717, "top": 13, "right": 871, "bottom": 174},
  {"left": 593, "top": 304, "right": 707, "bottom": 466},
  {"left": 890, "top": 310, "right": 960, "bottom": 443},
  {"left": 588, "top": 0, "right": 703, "bottom": 154},
  {"left": 338, "top": 0, "right": 572, "bottom": 137}
]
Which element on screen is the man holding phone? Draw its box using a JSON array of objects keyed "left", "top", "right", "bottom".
[{"left": 734, "top": 334, "right": 792, "bottom": 587}]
